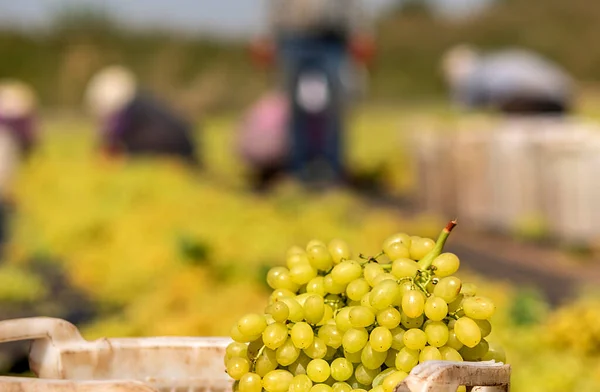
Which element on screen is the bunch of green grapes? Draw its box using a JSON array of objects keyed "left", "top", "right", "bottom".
[{"left": 225, "top": 221, "right": 505, "bottom": 392}]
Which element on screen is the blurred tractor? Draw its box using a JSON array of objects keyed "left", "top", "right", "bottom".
[{"left": 84, "top": 66, "right": 200, "bottom": 166}]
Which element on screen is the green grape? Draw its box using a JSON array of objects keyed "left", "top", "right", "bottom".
[
  {"left": 324, "top": 346, "right": 338, "bottom": 361},
  {"left": 263, "top": 322, "right": 288, "bottom": 349},
  {"left": 336, "top": 307, "right": 354, "bottom": 332},
  {"left": 376, "top": 307, "right": 401, "bottom": 329},
  {"left": 347, "top": 301, "right": 361, "bottom": 309},
  {"left": 403, "top": 328, "right": 427, "bottom": 350},
  {"left": 255, "top": 348, "right": 278, "bottom": 377},
  {"left": 439, "top": 346, "right": 463, "bottom": 362},
  {"left": 329, "top": 239, "right": 352, "bottom": 264},
  {"left": 391, "top": 258, "right": 419, "bottom": 279},
  {"left": 227, "top": 357, "right": 250, "bottom": 380},
  {"left": 446, "top": 329, "right": 464, "bottom": 351},
  {"left": 318, "top": 324, "right": 343, "bottom": 349},
  {"left": 342, "top": 328, "right": 369, "bottom": 353},
  {"left": 291, "top": 264, "right": 319, "bottom": 285},
  {"left": 307, "top": 240, "right": 327, "bottom": 249},
  {"left": 308, "top": 245, "right": 334, "bottom": 271},
  {"left": 231, "top": 324, "right": 260, "bottom": 343},
  {"left": 266, "top": 301, "right": 290, "bottom": 323},
  {"left": 277, "top": 338, "right": 302, "bottom": 366},
  {"left": 272, "top": 268, "right": 302, "bottom": 292},
  {"left": 363, "top": 264, "right": 384, "bottom": 287},
  {"left": 371, "top": 273, "right": 396, "bottom": 286},
  {"left": 360, "top": 293, "right": 375, "bottom": 310},
  {"left": 311, "top": 384, "right": 333, "bottom": 392},
  {"left": 288, "top": 353, "right": 312, "bottom": 375},
  {"left": 279, "top": 297, "right": 305, "bottom": 322},
  {"left": 424, "top": 296, "right": 448, "bottom": 321},
  {"left": 354, "top": 364, "right": 380, "bottom": 386},
  {"left": 344, "top": 348, "right": 363, "bottom": 363},
  {"left": 401, "top": 290, "right": 425, "bottom": 318},
  {"left": 462, "top": 296, "right": 496, "bottom": 320},
  {"left": 460, "top": 283, "right": 477, "bottom": 297},
  {"left": 239, "top": 373, "right": 262, "bottom": 392},
  {"left": 305, "top": 295, "right": 326, "bottom": 324},
  {"left": 307, "top": 359, "right": 331, "bottom": 382},
  {"left": 287, "top": 251, "right": 310, "bottom": 270},
  {"left": 371, "top": 385, "right": 385, "bottom": 392},
  {"left": 382, "top": 233, "right": 412, "bottom": 251},
  {"left": 397, "top": 280, "right": 414, "bottom": 299},
  {"left": 369, "top": 280, "right": 399, "bottom": 310},
  {"left": 238, "top": 313, "right": 268, "bottom": 337},
  {"left": 332, "top": 382, "right": 352, "bottom": 392},
  {"left": 290, "top": 374, "right": 313, "bottom": 392},
  {"left": 319, "top": 305, "right": 334, "bottom": 326},
  {"left": 482, "top": 341, "right": 506, "bottom": 363},
  {"left": 324, "top": 274, "right": 347, "bottom": 295},
  {"left": 447, "top": 295, "right": 464, "bottom": 314},
  {"left": 382, "top": 371, "right": 408, "bottom": 392},
  {"left": 349, "top": 306, "right": 376, "bottom": 328},
  {"left": 454, "top": 317, "right": 481, "bottom": 348},
  {"left": 459, "top": 339, "right": 489, "bottom": 361},
  {"left": 419, "top": 346, "right": 442, "bottom": 362},
  {"left": 372, "top": 368, "right": 396, "bottom": 387},
  {"left": 433, "top": 277, "right": 462, "bottom": 303},
  {"left": 271, "top": 289, "right": 297, "bottom": 302},
  {"left": 457, "top": 386, "right": 467, "bottom": 392},
  {"left": 226, "top": 342, "right": 248, "bottom": 362},
  {"left": 307, "top": 277, "right": 327, "bottom": 297},
  {"left": 332, "top": 261, "right": 363, "bottom": 285},
  {"left": 431, "top": 253, "right": 460, "bottom": 277},
  {"left": 409, "top": 237, "right": 435, "bottom": 260},
  {"left": 382, "top": 350, "right": 395, "bottom": 368},
  {"left": 346, "top": 279, "right": 371, "bottom": 301},
  {"left": 395, "top": 347, "right": 419, "bottom": 373},
  {"left": 390, "top": 327, "right": 406, "bottom": 350},
  {"left": 288, "top": 245, "right": 306, "bottom": 257},
  {"left": 330, "top": 358, "right": 354, "bottom": 381},
  {"left": 247, "top": 337, "right": 265, "bottom": 360},
  {"left": 369, "top": 327, "right": 393, "bottom": 352},
  {"left": 351, "top": 389, "right": 369, "bottom": 392},
  {"left": 424, "top": 321, "right": 449, "bottom": 347},
  {"left": 360, "top": 343, "right": 387, "bottom": 369},
  {"left": 291, "top": 322, "right": 314, "bottom": 349},
  {"left": 304, "top": 336, "right": 328, "bottom": 359},
  {"left": 267, "top": 267, "right": 289, "bottom": 288},
  {"left": 384, "top": 242, "right": 411, "bottom": 260},
  {"left": 400, "top": 313, "right": 424, "bottom": 329},
  {"left": 262, "top": 370, "right": 294, "bottom": 392},
  {"left": 474, "top": 319, "right": 492, "bottom": 338}
]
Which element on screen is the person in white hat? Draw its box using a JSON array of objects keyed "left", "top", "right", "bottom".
[
  {"left": 84, "top": 65, "right": 199, "bottom": 165},
  {"left": 441, "top": 44, "right": 574, "bottom": 115}
]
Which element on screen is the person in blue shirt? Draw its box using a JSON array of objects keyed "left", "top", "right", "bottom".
[
  {"left": 249, "top": 0, "right": 375, "bottom": 186},
  {"left": 442, "top": 44, "right": 574, "bottom": 115}
]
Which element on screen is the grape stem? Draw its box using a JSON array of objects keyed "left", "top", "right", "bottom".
[
  {"left": 417, "top": 219, "right": 458, "bottom": 270},
  {"left": 251, "top": 345, "right": 267, "bottom": 371}
]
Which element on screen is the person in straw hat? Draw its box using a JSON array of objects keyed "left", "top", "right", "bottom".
[
  {"left": 84, "top": 65, "right": 199, "bottom": 166},
  {"left": 441, "top": 44, "right": 574, "bottom": 115}
]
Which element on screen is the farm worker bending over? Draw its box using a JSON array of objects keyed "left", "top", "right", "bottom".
[
  {"left": 0, "top": 80, "right": 38, "bottom": 251},
  {"left": 84, "top": 66, "right": 199, "bottom": 166},
  {"left": 442, "top": 44, "right": 574, "bottom": 115},
  {"left": 249, "top": 0, "right": 375, "bottom": 185}
]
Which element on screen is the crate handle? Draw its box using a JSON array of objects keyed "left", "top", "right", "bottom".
[
  {"left": 0, "top": 317, "right": 84, "bottom": 345},
  {"left": 395, "top": 360, "right": 511, "bottom": 392}
]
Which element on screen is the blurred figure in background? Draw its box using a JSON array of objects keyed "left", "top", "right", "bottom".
[
  {"left": 84, "top": 66, "right": 200, "bottom": 166},
  {"left": 236, "top": 90, "right": 290, "bottom": 191},
  {"left": 0, "top": 80, "right": 38, "bottom": 252},
  {"left": 249, "top": 0, "right": 375, "bottom": 186},
  {"left": 442, "top": 44, "right": 574, "bottom": 115}
]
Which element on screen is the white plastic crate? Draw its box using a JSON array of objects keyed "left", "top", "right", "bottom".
[{"left": 0, "top": 317, "right": 510, "bottom": 392}]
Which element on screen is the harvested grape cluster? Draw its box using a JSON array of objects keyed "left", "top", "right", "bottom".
[{"left": 225, "top": 221, "right": 505, "bottom": 392}]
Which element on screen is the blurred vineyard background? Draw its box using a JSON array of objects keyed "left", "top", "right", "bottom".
[{"left": 1, "top": 1, "right": 600, "bottom": 391}]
